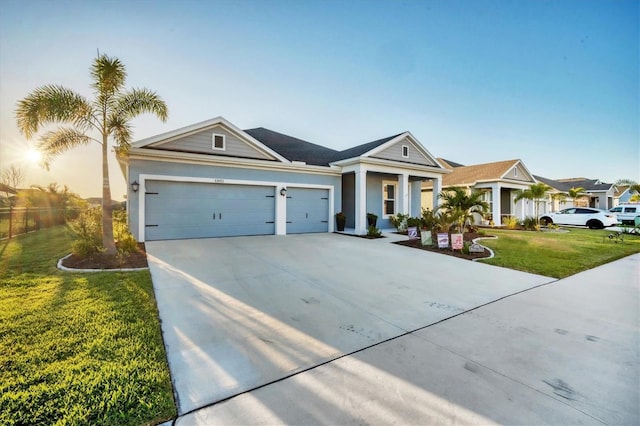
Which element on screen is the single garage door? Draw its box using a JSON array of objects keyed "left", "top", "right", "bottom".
[
  {"left": 286, "top": 187, "right": 329, "bottom": 234},
  {"left": 145, "top": 181, "right": 275, "bottom": 241}
]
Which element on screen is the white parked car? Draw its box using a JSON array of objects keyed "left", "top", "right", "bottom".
[
  {"left": 609, "top": 204, "right": 640, "bottom": 225},
  {"left": 539, "top": 207, "right": 618, "bottom": 229}
]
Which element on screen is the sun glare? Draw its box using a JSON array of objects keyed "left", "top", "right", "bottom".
[{"left": 26, "top": 148, "right": 41, "bottom": 163}]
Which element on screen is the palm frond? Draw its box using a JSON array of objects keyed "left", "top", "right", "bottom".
[
  {"left": 116, "top": 88, "right": 168, "bottom": 122},
  {"left": 15, "top": 85, "right": 92, "bottom": 138},
  {"left": 37, "top": 127, "right": 93, "bottom": 170},
  {"left": 108, "top": 114, "right": 133, "bottom": 149},
  {"left": 91, "top": 54, "right": 126, "bottom": 101}
]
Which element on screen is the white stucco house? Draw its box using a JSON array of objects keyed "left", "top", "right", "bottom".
[{"left": 118, "top": 116, "right": 448, "bottom": 241}]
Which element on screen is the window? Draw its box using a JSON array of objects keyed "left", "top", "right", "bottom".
[
  {"left": 212, "top": 133, "right": 226, "bottom": 150},
  {"left": 402, "top": 145, "right": 409, "bottom": 158},
  {"left": 383, "top": 182, "right": 396, "bottom": 217},
  {"left": 513, "top": 167, "right": 518, "bottom": 177}
]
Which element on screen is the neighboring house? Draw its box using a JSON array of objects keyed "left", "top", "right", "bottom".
[
  {"left": 614, "top": 185, "right": 635, "bottom": 205},
  {"left": 421, "top": 158, "right": 538, "bottom": 224},
  {"left": 535, "top": 176, "right": 616, "bottom": 211},
  {"left": 118, "top": 116, "right": 448, "bottom": 242},
  {"left": 0, "top": 183, "right": 17, "bottom": 206}
]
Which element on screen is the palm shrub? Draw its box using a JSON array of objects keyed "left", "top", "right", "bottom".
[
  {"left": 437, "top": 187, "right": 489, "bottom": 233},
  {"left": 514, "top": 183, "right": 552, "bottom": 228},
  {"left": 15, "top": 54, "right": 168, "bottom": 255},
  {"left": 367, "top": 225, "right": 382, "bottom": 237}
]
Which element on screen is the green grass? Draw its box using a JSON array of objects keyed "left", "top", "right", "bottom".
[
  {"left": 0, "top": 226, "right": 176, "bottom": 426},
  {"left": 478, "top": 227, "right": 640, "bottom": 278}
]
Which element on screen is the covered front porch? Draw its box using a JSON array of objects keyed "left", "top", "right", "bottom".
[
  {"left": 340, "top": 162, "right": 444, "bottom": 234},
  {"left": 475, "top": 183, "right": 537, "bottom": 224}
]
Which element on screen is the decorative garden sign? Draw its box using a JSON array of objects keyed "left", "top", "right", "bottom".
[
  {"left": 407, "top": 226, "right": 418, "bottom": 240},
  {"left": 421, "top": 230, "right": 432, "bottom": 246},
  {"left": 437, "top": 233, "right": 449, "bottom": 248},
  {"left": 451, "top": 233, "right": 464, "bottom": 250}
]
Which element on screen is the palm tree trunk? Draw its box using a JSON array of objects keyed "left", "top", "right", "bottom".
[{"left": 102, "top": 134, "right": 116, "bottom": 255}]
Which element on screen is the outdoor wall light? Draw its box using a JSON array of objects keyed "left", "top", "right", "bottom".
[
  {"left": 280, "top": 187, "right": 287, "bottom": 197},
  {"left": 131, "top": 181, "right": 140, "bottom": 193}
]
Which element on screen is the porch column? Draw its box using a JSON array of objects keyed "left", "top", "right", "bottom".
[
  {"left": 492, "top": 183, "right": 501, "bottom": 225},
  {"left": 354, "top": 167, "right": 367, "bottom": 234},
  {"left": 398, "top": 173, "right": 409, "bottom": 215},
  {"left": 432, "top": 176, "right": 442, "bottom": 211}
]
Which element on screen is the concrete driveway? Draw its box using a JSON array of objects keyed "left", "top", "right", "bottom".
[
  {"left": 147, "top": 233, "right": 554, "bottom": 415},
  {"left": 178, "top": 253, "right": 639, "bottom": 425}
]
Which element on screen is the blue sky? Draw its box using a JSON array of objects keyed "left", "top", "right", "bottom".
[{"left": 1, "top": 0, "right": 638, "bottom": 199}]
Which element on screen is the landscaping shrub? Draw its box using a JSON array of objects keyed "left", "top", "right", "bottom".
[
  {"left": 390, "top": 213, "right": 408, "bottom": 232},
  {"left": 69, "top": 208, "right": 102, "bottom": 257},
  {"left": 522, "top": 216, "right": 540, "bottom": 231},
  {"left": 367, "top": 225, "right": 382, "bottom": 237},
  {"left": 113, "top": 209, "right": 138, "bottom": 255},
  {"left": 406, "top": 216, "right": 422, "bottom": 229},
  {"left": 503, "top": 216, "right": 518, "bottom": 229},
  {"left": 421, "top": 208, "right": 438, "bottom": 230}
]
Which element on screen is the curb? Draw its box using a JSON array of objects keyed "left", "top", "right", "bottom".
[{"left": 57, "top": 253, "right": 149, "bottom": 273}]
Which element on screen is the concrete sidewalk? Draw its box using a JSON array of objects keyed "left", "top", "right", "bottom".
[{"left": 176, "top": 253, "right": 639, "bottom": 425}]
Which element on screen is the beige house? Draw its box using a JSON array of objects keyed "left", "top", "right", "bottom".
[{"left": 422, "top": 159, "right": 538, "bottom": 224}]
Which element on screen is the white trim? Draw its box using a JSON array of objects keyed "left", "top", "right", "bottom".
[
  {"left": 401, "top": 145, "right": 409, "bottom": 158},
  {"left": 382, "top": 180, "right": 397, "bottom": 218},
  {"left": 128, "top": 148, "right": 341, "bottom": 176},
  {"left": 337, "top": 157, "right": 449, "bottom": 178},
  {"left": 137, "top": 173, "right": 334, "bottom": 242},
  {"left": 212, "top": 133, "right": 226, "bottom": 151}
]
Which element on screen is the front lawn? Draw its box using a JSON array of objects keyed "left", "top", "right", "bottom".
[
  {"left": 478, "top": 228, "right": 640, "bottom": 278},
  {"left": 0, "top": 227, "right": 176, "bottom": 425}
]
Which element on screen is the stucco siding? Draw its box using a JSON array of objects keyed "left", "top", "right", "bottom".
[
  {"left": 152, "top": 126, "right": 274, "bottom": 160},
  {"left": 372, "top": 139, "right": 437, "bottom": 166}
]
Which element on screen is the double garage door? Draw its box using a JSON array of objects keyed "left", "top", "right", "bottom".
[{"left": 144, "top": 181, "right": 329, "bottom": 241}]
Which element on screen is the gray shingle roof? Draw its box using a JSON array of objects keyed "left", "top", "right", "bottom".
[
  {"left": 534, "top": 176, "right": 614, "bottom": 192},
  {"left": 331, "top": 133, "right": 404, "bottom": 162},
  {"left": 244, "top": 128, "right": 338, "bottom": 166}
]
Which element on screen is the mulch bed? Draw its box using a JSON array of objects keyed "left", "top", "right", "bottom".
[
  {"left": 394, "top": 232, "right": 493, "bottom": 260},
  {"left": 61, "top": 243, "right": 149, "bottom": 270}
]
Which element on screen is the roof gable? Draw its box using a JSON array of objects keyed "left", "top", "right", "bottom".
[
  {"left": 133, "top": 117, "right": 289, "bottom": 163},
  {"left": 332, "top": 132, "right": 443, "bottom": 169},
  {"left": 431, "top": 159, "right": 535, "bottom": 188}
]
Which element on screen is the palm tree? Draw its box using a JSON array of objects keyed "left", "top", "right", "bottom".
[
  {"left": 438, "top": 186, "right": 489, "bottom": 233},
  {"left": 16, "top": 54, "right": 168, "bottom": 254},
  {"left": 567, "top": 186, "right": 587, "bottom": 206},
  {"left": 514, "top": 183, "right": 552, "bottom": 227},
  {"left": 630, "top": 184, "right": 640, "bottom": 202}
]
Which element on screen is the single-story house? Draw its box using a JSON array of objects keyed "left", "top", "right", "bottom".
[
  {"left": 421, "top": 158, "right": 539, "bottom": 224},
  {"left": 118, "top": 117, "right": 448, "bottom": 242},
  {"left": 534, "top": 176, "right": 616, "bottom": 211},
  {"left": 613, "top": 185, "right": 639, "bottom": 206}
]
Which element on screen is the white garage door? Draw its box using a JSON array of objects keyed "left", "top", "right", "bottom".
[{"left": 144, "top": 181, "right": 276, "bottom": 241}]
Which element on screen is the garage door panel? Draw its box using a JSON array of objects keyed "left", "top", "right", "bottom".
[
  {"left": 286, "top": 187, "right": 329, "bottom": 234},
  {"left": 145, "top": 181, "right": 275, "bottom": 241}
]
